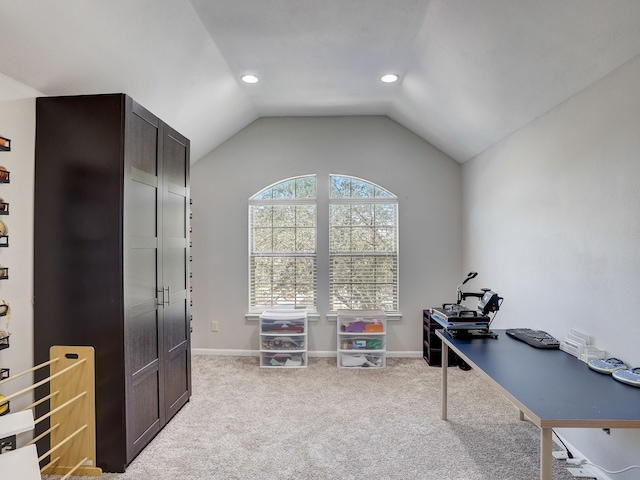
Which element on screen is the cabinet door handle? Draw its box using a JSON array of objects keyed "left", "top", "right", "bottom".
[
  {"left": 166, "top": 285, "right": 171, "bottom": 307},
  {"left": 157, "top": 289, "right": 165, "bottom": 307}
]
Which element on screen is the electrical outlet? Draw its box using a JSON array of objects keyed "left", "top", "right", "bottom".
[
  {"left": 211, "top": 321, "right": 218, "bottom": 332},
  {"left": 567, "top": 466, "right": 597, "bottom": 478},
  {"left": 553, "top": 451, "right": 569, "bottom": 460}
]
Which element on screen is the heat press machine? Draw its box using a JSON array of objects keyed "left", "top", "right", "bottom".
[{"left": 430, "top": 271, "right": 503, "bottom": 339}]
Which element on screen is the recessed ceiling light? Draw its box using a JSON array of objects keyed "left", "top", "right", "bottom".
[
  {"left": 381, "top": 74, "right": 399, "bottom": 83},
  {"left": 241, "top": 74, "right": 260, "bottom": 84}
]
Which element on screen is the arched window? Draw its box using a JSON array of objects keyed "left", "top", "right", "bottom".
[
  {"left": 329, "top": 175, "right": 398, "bottom": 311},
  {"left": 249, "top": 175, "right": 317, "bottom": 310}
]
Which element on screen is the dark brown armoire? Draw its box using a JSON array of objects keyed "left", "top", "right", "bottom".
[{"left": 34, "top": 94, "right": 191, "bottom": 472}]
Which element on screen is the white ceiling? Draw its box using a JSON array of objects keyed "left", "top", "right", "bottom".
[{"left": 2, "top": 0, "right": 640, "bottom": 163}]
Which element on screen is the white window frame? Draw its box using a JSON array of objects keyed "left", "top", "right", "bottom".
[
  {"left": 328, "top": 175, "right": 399, "bottom": 314},
  {"left": 248, "top": 175, "right": 317, "bottom": 314}
]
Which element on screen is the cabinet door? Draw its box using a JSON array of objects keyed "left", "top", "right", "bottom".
[
  {"left": 160, "top": 123, "right": 191, "bottom": 421},
  {"left": 124, "top": 100, "right": 164, "bottom": 461}
]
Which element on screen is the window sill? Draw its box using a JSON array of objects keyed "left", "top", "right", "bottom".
[
  {"left": 245, "top": 307, "right": 320, "bottom": 322},
  {"left": 325, "top": 312, "right": 402, "bottom": 322},
  {"left": 245, "top": 310, "right": 401, "bottom": 322}
]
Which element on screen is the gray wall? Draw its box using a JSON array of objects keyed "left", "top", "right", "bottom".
[
  {"left": 462, "top": 55, "right": 640, "bottom": 478},
  {"left": 190, "top": 116, "right": 462, "bottom": 354}
]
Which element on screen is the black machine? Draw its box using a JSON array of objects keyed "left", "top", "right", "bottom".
[{"left": 430, "top": 271, "right": 503, "bottom": 339}]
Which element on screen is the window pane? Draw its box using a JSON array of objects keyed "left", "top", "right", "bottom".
[
  {"left": 295, "top": 176, "right": 316, "bottom": 198},
  {"left": 296, "top": 227, "right": 316, "bottom": 253},
  {"left": 373, "top": 257, "right": 396, "bottom": 281},
  {"left": 295, "top": 291, "right": 315, "bottom": 305},
  {"left": 375, "top": 204, "right": 396, "bottom": 225},
  {"left": 351, "top": 227, "right": 375, "bottom": 252},
  {"left": 330, "top": 175, "right": 396, "bottom": 199},
  {"left": 251, "top": 256, "right": 317, "bottom": 308},
  {"left": 252, "top": 257, "right": 273, "bottom": 305},
  {"left": 374, "top": 227, "right": 396, "bottom": 252},
  {"left": 329, "top": 206, "right": 397, "bottom": 252},
  {"left": 330, "top": 256, "right": 351, "bottom": 282},
  {"left": 296, "top": 205, "right": 315, "bottom": 227},
  {"left": 330, "top": 176, "right": 351, "bottom": 198},
  {"left": 253, "top": 190, "right": 272, "bottom": 200},
  {"left": 350, "top": 204, "right": 373, "bottom": 226},
  {"left": 252, "top": 227, "right": 273, "bottom": 253},
  {"left": 329, "top": 255, "right": 398, "bottom": 311},
  {"left": 331, "top": 284, "right": 353, "bottom": 310},
  {"left": 272, "top": 179, "right": 296, "bottom": 199},
  {"left": 330, "top": 226, "right": 350, "bottom": 252},
  {"left": 272, "top": 205, "right": 295, "bottom": 227},
  {"left": 273, "top": 227, "right": 295, "bottom": 252},
  {"left": 330, "top": 204, "right": 351, "bottom": 226},
  {"left": 253, "top": 257, "right": 273, "bottom": 283},
  {"left": 271, "top": 258, "right": 295, "bottom": 304},
  {"left": 375, "top": 285, "right": 396, "bottom": 310},
  {"left": 272, "top": 257, "right": 292, "bottom": 279},
  {"left": 295, "top": 258, "right": 314, "bottom": 281},
  {"left": 251, "top": 205, "right": 272, "bottom": 227},
  {"left": 350, "top": 179, "right": 374, "bottom": 198},
  {"left": 251, "top": 175, "right": 316, "bottom": 201}
]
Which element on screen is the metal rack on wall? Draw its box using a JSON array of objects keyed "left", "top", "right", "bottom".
[
  {"left": 0, "top": 136, "right": 10, "bottom": 152},
  {"left": 0, "top": 135, "right": 9, "bottom": 357}
]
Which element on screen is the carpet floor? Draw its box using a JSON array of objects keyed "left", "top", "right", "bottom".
[{"left": 45, "top": 356, "right": 577, "bottom": 480}]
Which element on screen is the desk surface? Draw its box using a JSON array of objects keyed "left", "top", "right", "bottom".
[{"left": 437, "top": 329, "right": 640, "bottom": 428}]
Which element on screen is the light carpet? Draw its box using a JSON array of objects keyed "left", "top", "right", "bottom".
[{"left": 45, "top": 356, "right": 577, "bottom": 480}]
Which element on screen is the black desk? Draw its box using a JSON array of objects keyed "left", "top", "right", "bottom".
[{"left": 436, "top": 329, "right": 640, "bottom": 480}]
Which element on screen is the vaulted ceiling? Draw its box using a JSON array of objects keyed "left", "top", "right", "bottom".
[{"left": 2, "top": 1, "right": 640, "bottom": 163}]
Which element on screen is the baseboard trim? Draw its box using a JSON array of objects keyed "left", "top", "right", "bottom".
[
  {"left": 192, "top": 348, "right": 423, "bottom": 358},
  {"left": 192, "top": 349, "right": 257, "bottom": 356},
  {"left": 387, "top": 351, "right": 422, "bottom": 358}
]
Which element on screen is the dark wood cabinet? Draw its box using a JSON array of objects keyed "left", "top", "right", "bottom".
[
  {"left": 34, "top": 94, "right": 191, "bottom": 472},
  {"left": 423, "top": 309, "right": 458, "bottom": 367}
]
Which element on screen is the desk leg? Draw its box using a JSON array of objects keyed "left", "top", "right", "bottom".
[
  {"left": 541, "top": 427, "right": 552, "bottom": 480},
  {"left": 442, "top": 341, "right": 448, "bottom": 420}
]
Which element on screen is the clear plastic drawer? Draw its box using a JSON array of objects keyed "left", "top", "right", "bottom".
[
  {"left": 338, "top": 336, "right": 385, "bottom": 351},
  {"left": 261, "top": 335, "right": 306, "bottom": 351},
  {"left": 338, "top": 352, "right": 385, "bottom": 368},
  {"left": 260, "top": 352, "right": 306, "bottom": 368}
]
